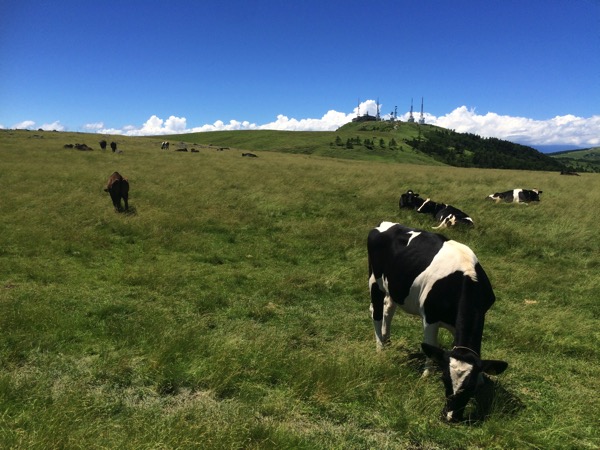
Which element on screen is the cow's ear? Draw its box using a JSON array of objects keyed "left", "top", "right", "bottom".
[
  {"left": 421, "top": 343, "right": 447, "bottom": 364},
  {"left": 481, "top": 359, "right": 508, "bottom": 375}
]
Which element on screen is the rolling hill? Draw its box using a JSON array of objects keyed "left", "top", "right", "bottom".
[{"left": 549, "top": 146, "right": 600, "bottom": 173}]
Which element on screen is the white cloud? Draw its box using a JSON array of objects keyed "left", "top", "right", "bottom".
[
  {"left": 429, "top": 106, "right": 600, "bottom": 146},
  {"left": 40, "top": 121, "right": 65, "bottom": 131},
  {"left": 13, "top": 120, "right": 36, "bottom": 129},
  {"left": 14, "top": 101, "right": 598, "bottom": 147}
]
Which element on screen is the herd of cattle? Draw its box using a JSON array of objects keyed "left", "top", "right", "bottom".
[
  {"left": 367, "top": 186, "right": 542, "bottom": 421},
  {"left": 98, "top": 137, "right": 543, "bottom": 423}
]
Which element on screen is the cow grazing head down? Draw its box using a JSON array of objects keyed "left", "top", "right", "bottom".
[
  {"left": 104, "top": 171, "right": 129, "bottom": 212},
  {"left": 422, "top": 344, "right": 508, "bottom": 422},
  {"left": 367, "top": 222, "right": 507, "bottom": 422}
]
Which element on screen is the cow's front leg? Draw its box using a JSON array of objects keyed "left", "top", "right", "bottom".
[
  {"left": 381, "top": 296, "right": 397, "bottom": 344},
  {"left": 422, "top": 321, "right": 440, "bottom": 377}
]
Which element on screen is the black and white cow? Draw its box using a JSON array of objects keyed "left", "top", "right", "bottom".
[
  {"left": 368, "top": 222, "right": 507, "bottom": 422},
  {"left": 399, "top": 190, "right": 425, "bottom": 210},
  {"left": 487, "top": 189, "right": 542, "bottom": 203},
  {"left": 417, "top": 199, "right": 474, "bottom": 229}
]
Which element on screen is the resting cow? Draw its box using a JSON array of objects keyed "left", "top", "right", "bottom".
[
  {"left": 104, "top": 172, "right": 129, "bottom": 212},
  {"left": 399, "top": 190, "right": 425, "bottom": 210},
  {"left": 417, "top": 199, "right": 474, "bottom": 228},
  {"left": 368, "top": 222, "right": 507, "bottom": 422},
  {"left": 487, "top": 189, "right": 542, "bottom": 203}
]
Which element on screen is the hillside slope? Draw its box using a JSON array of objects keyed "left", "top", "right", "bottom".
[{"left": 549, "top": 146, "right": 600, "bottom": 173}]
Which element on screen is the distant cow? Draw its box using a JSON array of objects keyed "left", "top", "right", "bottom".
[
  {"left": 161, "top": 141, "right": 170, "bottom": 150},
  {"left": 399, "top": 190, "right": 425, "bottom": 210},
  {"left": 417, "top": 199, "right": 474, "bottom": 228},
  {"left": 368, "top": 222, "right": 508, "bottom": 422},
  {"left": 560, "top": 170, "right": 579, "bottom": 176},
  {"left": 242, "top": 152, "right": 258, "bottom": 158},
  {"left": 110, "top": 141, "right": 117, "bottom": 152},
  {"left": 487, "top": 189, "right": 542, "bottom": 203},
  {"left": 99, "top": 140, "right": 107, "bottom": 150},
  {"left": 104, "top": 172, "right": 129, "bottom": 212}
]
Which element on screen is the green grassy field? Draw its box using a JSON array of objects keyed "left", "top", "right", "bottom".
[{"left": 1, "top": 129, "right": 599, "bottom": 449}]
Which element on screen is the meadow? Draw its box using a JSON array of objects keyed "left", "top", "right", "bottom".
[{"left": 0, "top": 129, "right": 598, "bottom": 449}]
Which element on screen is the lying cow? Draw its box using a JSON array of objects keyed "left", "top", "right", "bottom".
[
  {"left": 417, "top": 199, "right": 474, "bottom": 228},
  {"left": 487, "top": 189, "right": 542, "bottom": 203},
  {"left": 368, "top": 222, "right": 508, "bottom": 422},
  {"left": 104, "top": 172, "right": 129, "bottom": 212},
  {"left": 399, "top": 190, "right": 425, "bottom": 210}
]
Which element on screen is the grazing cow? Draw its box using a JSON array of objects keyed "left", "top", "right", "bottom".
[
  {"left": 368, "top": 222, "right": 507, "bottom": 422},
  {"left": 110, "top": 141, "right": 117, "bottom": 152},
  {"left": 104, "top": 172, "right": 129, "bottom": 212},
  {"left": 417, "top": 199, "right": 474, "bottom": 229},
  {"left": 487, "top": 189, "right": 542, "bottom": 203},
  {"left": 242, "top": 152, "right": 258, "bottom": 158},
  {"left": 399, "top": 190, "right": 425, "bottom": 210}
]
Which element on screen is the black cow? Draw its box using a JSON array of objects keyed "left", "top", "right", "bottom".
[
  {"left": 368, "top": 222, "right": 507, "bottom": 422},
  {"left": 104, "top": 172, "right": 129, "bottom": 212},
  {"left": 487, "top": 189, "right": 542, "bottom": 203},
  {"left": 399, "top": 190, "right": 425, "bottom": 210},
  {"left": 417, "top": 199, "right": 474, "bottom": 228},
  {"left": 99, "top": 140, "right": 107, "bottom": 150},
  {"left": 242, "top": 152, "right": 258, "bottom": 158},
  {"left": 110, "top": 141, "right": 117, "bottom": 152}
]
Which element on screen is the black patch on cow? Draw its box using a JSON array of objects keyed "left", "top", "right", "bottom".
[{"left": 423, "top": 271, "right": 463, "bottom": 326}]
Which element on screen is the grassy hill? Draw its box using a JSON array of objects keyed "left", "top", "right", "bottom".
[
  {"left": 549, "top": 146, "right": 600, "bottom": 173},
  {"left": 165, "top": 120, "right": 565, "bottom": 171},
  {"left": 1, "top": 129, "right": 599, "bottom": 448}
]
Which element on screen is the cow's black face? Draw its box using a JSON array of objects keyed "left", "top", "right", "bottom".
[
  {"left": 400, "top": 190, "right": 420, "bottom": 208},
  {"left": 422, "top": 344, "right": 508, "bottom": 422}
]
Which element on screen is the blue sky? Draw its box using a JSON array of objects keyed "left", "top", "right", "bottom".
[{"left": 1, "top": 0, "right": 599, "bottom": 148}]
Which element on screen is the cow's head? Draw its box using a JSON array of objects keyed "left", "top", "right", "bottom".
[
  {"left": 422, "top": 344, "right": 508, "bottom": 422},
  {"left": 399, "top": 190, "right": 420, "bottom": 208}
]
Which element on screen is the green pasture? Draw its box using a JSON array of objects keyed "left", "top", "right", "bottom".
[{"left": 0, "top": 129, "right": 598, "bottom": 449}]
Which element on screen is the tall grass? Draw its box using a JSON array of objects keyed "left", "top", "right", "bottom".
[{"left": 0, "top": 129, "right": 599, "bottom": 448}]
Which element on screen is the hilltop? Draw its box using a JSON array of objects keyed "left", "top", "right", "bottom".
[{"left": 168, "top": 121, "right": 565, "bottom": 171}]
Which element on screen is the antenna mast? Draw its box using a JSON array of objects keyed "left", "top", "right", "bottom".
[
  {"left": 408, "top": 98, "right": 415, "bottom": 123},
  {"left": 419, "top": 97, "right": 425, "bottom": 125}
]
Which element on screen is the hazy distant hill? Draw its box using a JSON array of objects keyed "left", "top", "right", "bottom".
[{"left": 549, "top": 146, "right": 600, "bottom": 173}]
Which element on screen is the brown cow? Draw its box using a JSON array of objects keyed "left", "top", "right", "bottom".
[{"left": 104, "top": 172, "right": 129, "bottom": 212}]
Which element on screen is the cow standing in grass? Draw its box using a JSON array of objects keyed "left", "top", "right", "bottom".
[
  {"left": 367, "top": 222, "right": 507, "bottom": 422},
  {"left": 104, "top": 172, "right": 129, "bottom": 212}
]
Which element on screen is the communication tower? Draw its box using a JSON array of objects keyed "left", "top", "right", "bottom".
[
  {"left": 419, "top": 97, "right": 425, "bottom": 125},
  {"left": 407, "top": 98, "right": 415, "bottom": 123}
]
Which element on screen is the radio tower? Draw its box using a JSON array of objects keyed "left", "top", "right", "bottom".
[
  {"left": 376, "top": 98, "right": 381, "bottom": 121},
  {"left": 407, "top": 98, "right": 415, "bottom": 123},
  {"left": 419, "top": 97, "right": 425, "bottom": 125}
]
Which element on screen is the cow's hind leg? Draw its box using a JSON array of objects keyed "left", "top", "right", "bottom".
[{"left": 369, "top": 274, "right": 395, "bottom": 350}]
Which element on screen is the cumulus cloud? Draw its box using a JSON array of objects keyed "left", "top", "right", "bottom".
[
  {"left": 14, "top": 100, "right": 597, "bottom": 147},
  {"left": 429, "top": 107, "right": 600, "bottom": 147},
  {"left": 13, "top": 120, "right": 36, "bottom": 129}
]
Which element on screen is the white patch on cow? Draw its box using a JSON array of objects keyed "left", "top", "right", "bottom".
[
  {"left": 416, "top": 198, "right": 432, "bottom": 213},
  {"left": 406, "top": 240, "right": 479, "bottom": 312},
  {"left": 513, "top": 189, "right": 523, "bottom": 203},
  {"left": 407, "top": 231, "right": 421, "bottom": 245},
  {"left": 376, "top": 221, "right": 397, "bottom": 232},
  {"left": 449, "top": 357, "right": 474, "bottom": 394}
]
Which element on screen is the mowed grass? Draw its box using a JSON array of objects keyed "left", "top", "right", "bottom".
[{"left": 0, "top": 130, "right": 598, "bottom": 449}]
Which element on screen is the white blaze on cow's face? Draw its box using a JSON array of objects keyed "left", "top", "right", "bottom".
[{"left": 449, "top": 357, "right": 475, "bottom": 394}]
